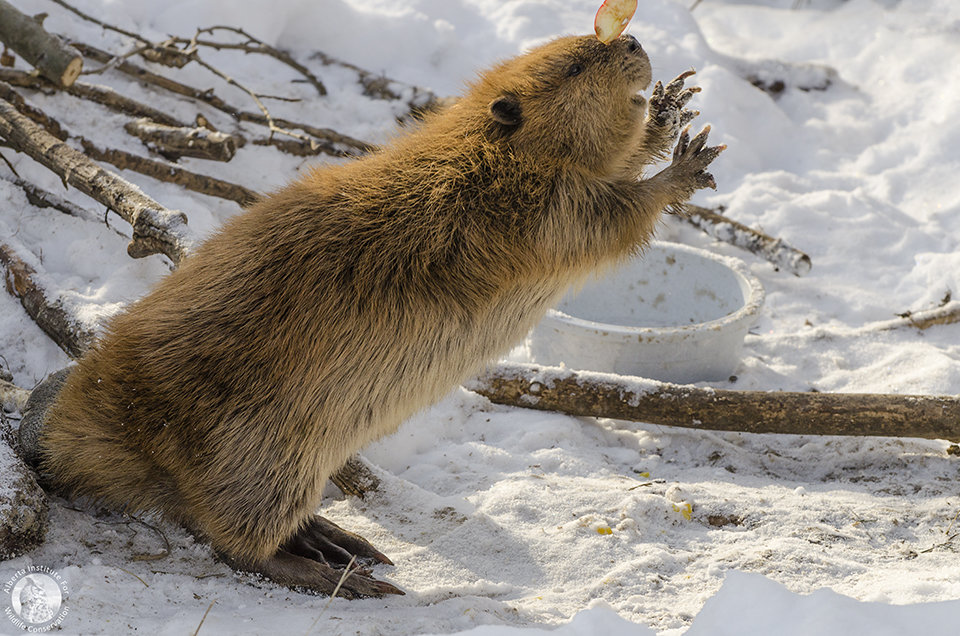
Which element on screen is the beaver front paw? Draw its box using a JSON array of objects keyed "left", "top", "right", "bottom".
[
  {"left": 654, "top": 124, "right": 725, "bottom": 214},
  {"left": 646, "top": 70, "right": 701, "bottom": 158}
]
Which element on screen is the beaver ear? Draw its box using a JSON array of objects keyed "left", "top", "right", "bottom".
[{"left": 489, "top": 94, "right": 522, "bottom": 127}]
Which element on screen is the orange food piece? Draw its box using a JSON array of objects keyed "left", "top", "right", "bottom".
[{"left": 594, "top": 0, "right": 638, "bottom": 44}]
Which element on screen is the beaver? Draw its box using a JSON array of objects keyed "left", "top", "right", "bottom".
[{"left": 19, "top": 33, "right": 721, "bottom": 597}]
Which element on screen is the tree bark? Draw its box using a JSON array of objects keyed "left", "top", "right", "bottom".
[
  {"left": 467, "top": 362, "right": 960, "bottom": 442},
  {"left": 0, "top": 241, "right": 96, "bottom": 359},
  {"left": 0, "top": 93, "right": 194, "bottom": 263},
  {"left": 684, "top": 205, "right": 812, "bottom": 277},
  {"left": 329, "top": 456, "right": 381, "bottom": 500},
  {"left": 124, "top": 118, "right": 240, "bottom": 162},
  {"left": 0, "top": 0, "right": 82, "bottom": 87}
]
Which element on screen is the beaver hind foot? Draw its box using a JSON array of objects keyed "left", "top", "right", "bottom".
[{"left": 224, "top": 516, "right": 403, "bottom": 598}]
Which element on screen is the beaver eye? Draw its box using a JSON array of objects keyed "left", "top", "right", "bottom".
[{"left": 566, "top": 63, "right": 584, "bottom": 77}]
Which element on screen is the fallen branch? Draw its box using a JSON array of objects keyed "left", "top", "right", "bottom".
[
  {"left": 0, "top": 0, "right": 82, "bottom": 87},
  {"left": 0, "top": 68, "right": 188, "bottom": 127},
  {"left": 867, "top": 300, "right": 960, "bottom": 333},
  {"left": 176, "top": 25, "right": 327, "bottom": 96},
  {"left": 124, "top": 118, "right": 240, "bottom": 162},
  {"left": 73, "top": 43, "right": 374, "bottom": 157},
  {"left": 0, "top": 241, "right": 96, "bottom": 358},
  {"left": 0, "top": 92, "right": 193, "bottom": 263},
  {"left": 467, "top": 362, "right": 960, "bottom": 442},
  {"left": 2, "top": 174, "right": 126, "bottom": 237},
  {"left": 78, "top": 138, "right": 259, "bottom": 208},
  {"left": 684, "top": 205, "right": 812, "bottom": 277},
  {"left": 310, "top": 50, "right": 441, "bottom": 119},
  {"left": 0, "top": 82, "right": 258, "bottom": 209},
  {"left": 49, "top": 0, "right": 190, "bottom": 68}
]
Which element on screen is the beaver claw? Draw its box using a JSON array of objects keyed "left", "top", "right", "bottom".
[
  {"left": 647, "top": 69, "right": 701, "bottom": 150},
  {"left": 283, "top": 515, "right": 393, "bottom": 568},
  {"left": 668, "top": 124, "right": 725, "bottom": 194}
]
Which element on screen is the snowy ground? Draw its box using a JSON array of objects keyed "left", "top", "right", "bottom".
[{"left": 2, "top": 0, "right": 960, "bottom": 634}]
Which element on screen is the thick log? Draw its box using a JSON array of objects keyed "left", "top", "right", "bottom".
[
  {"left": 0, "top": 0, "right": 82, "bottom": 87},
  {"left": 467, "top": 362, "right": 960, "bottom": 442},
  {"left": 0, "top": 241, "right": 96, "bottom": 358},
  {"left": 124, "top": 118, "right": 239, "bottom": 162},
  {"left": 0, "top": 379, "right": 30, "bottom": 412},
  {"left": 0, "top": 93, "right": 194, "bottom": 263},
  {"left": 684, "top": 205, "right": 812, "bottom": 277}
]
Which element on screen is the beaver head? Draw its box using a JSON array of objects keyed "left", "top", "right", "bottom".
[{"left": 466, "top": 34, "right": 652, "bottom": 175}]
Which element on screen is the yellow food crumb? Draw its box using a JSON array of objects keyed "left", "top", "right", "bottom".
[
  {"left": 637, "top": 472, "right": 650, "bottom": 478},
  {"left": 672, "top": 503, "right": 693, "bottom": 520},
  {"left": 597, "top": 526, "right": 613, "bottom": 535}
]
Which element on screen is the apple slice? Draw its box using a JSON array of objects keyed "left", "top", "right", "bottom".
[{"left": 594, "top": 0, "right": 638, "bottom": 45}]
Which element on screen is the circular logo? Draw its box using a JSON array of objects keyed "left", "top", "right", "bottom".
[{"left": 3, "top": 566, "right": 69, "bottom": 632}]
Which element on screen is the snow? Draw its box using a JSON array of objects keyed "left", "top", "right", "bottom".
[{"left": 1, "top": 0, "right": 959, "bottom": 634}]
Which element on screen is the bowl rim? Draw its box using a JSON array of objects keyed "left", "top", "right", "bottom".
[{"left": 542, "top": 240, "right": 765, "bottom": 338}]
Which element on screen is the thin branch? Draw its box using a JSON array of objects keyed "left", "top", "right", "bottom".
[
  {"left": 0, "top": 67, "right": 188, "bottom": 127},
  {"left": 48, "top": 0, "right": 190, "bottom": 68},
  {"left": 175, "top": 25, "right": 327, "bottom": 96},
  {"left": 72, "top": 42, "right": 372, "bottom": 157},
  {"left": 1, "top": 174, "right": 128, "bottom": 237}
]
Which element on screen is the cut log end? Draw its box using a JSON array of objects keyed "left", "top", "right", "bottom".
[{"left": 59, "top": 53, "right": 82, "bottom": 87}]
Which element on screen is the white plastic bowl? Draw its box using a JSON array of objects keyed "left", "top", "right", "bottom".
[{"left": 527, "top": 241, "right": 764, "bottom": 383}]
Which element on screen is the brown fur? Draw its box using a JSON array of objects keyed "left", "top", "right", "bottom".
[{"left": 39, "top": 35, "right": 716, "bottom": 574}]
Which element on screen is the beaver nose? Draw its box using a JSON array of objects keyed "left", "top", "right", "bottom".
[{"left": 622, "top": 34, "right": 642, "bottom": 54}]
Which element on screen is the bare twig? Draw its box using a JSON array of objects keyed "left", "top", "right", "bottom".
[
  {"left": 192, "top": 600, "right": 216, "bottom": 636},
  {"left": 1, "top": 174, "right": 127, "bottom": 237},
  {"left": 310, "top": 50, "right": 441, "bottom": 117},
  {"left": 129, "top": 515, "right": 172, "bottom": 562},
  {"left": 48, "top": 0, "right": 190, "bottom": 68},
  {"left": 117, "top": 566, "right": 150, "bottom": 587},
  {"left": 869, "top": 300, "right": 960, "bottom": 332},
  {"left": 174, "top": 26, "right": 327, "bottom": 96}
]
